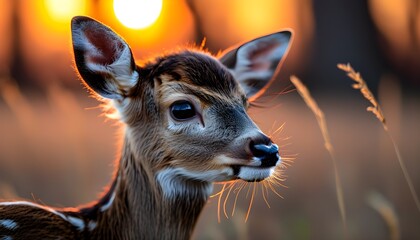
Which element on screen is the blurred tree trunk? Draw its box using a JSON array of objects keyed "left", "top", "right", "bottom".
[
  {"left": 9, "top": 0, "right": 39, "bottom": 91},
  {"left": 185, "top": 0, "right": 205, "bottom": 45},
  {"left": 305, "top": 0, "right": 385, "bottom": 95},
  {"left": 10, "top": 0, "right": 24, "bottom": 86}
]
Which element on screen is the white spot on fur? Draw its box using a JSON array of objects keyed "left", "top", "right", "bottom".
[
  {"left": 0, "top": 219, "right": 18, "bottom": 230},
  {"left": 1, "top": 236, "right": 13, "bottom": 240},
  {"left": 100, "top": 191, "right": 116, "bottom": 212},
  {"left": 0, "top": 201, "right": 67, "bottom": 220},
  {"left": 88, "top": 221, "right": 97, "bottom": 231},
  {"left": 0, "top": 201, "right": 85, "bottom": 231},
  {"left": 67, "top": 216, "right": 85, "bottom": 231}
]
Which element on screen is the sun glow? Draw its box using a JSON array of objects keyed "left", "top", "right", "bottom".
[
  {"left": 44, "top": 0, "right": 86, "bottom": 22},
  {"left": 113, "top": 0, "right": 163, "bottom": 29}
]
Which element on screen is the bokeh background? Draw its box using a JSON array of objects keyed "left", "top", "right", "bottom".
[{"left": 0, "top": 0, "right": 419, "bottom": 239}]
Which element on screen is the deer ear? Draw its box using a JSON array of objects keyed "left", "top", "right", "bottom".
[
  {"left": 219, "top": 31, "right": 292, "bottom": 101},
  {"left": 71, "top": 16, "right": 138, "bottom": 100}
]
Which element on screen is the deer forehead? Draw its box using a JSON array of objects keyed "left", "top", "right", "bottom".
[{"left": 151, "top": 51, "right": 246, "bottom": 106}]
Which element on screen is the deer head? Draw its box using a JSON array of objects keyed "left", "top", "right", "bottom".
[{"left": 71, "top": 16, "right": 291, "bottom": 200}]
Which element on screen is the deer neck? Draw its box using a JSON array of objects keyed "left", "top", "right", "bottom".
[{"left": 82, "top": 134, "right": 212, "bottom": 239}]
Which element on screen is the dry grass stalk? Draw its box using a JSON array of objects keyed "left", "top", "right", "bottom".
[
  {"left": 337, "top": 63, "right": 420, "bottom": 214},
  {"left": 290, "top": 76, "right": 347, "bottom": 230},
  {"left": 337, "top": 63, "right": 386, "bottom": 129},
  {"left": 367, "top": 191, "right": 400, "bottom": 240}
]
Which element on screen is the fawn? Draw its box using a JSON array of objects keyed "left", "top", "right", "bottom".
[{"left": 0, "top": 16, "right": 292, "bottom": 239}]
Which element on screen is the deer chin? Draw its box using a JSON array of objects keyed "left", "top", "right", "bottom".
[{"left": 231, "top": 165, "right": 277, "bottom": 182}]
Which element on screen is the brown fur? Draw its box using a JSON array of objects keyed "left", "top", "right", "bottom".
[{"left": 0, "top": 16, "right": 291, "bottom": 239}]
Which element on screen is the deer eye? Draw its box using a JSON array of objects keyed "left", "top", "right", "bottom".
[{"left": 170, "top": 100, "right": 196, "bottom": 121}]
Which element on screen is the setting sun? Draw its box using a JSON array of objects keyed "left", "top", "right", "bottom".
[{"left": 113, "top": 0, "right": 163, "bottom": 29}]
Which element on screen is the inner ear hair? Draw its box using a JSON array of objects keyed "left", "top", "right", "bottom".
[{"left": 71, "top": 16, "right": 137, "bottom": 100}]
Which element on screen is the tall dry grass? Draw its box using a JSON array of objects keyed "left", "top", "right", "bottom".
[
  {"left": 288, "top": 67, "right": 420, "bottom": 239},
  {"left": 367, "top": 191, "right": 400, "bottom": 240},
  {"left": 290, "top": 76, "right": 347, "bottom": 236},
  {"left": 338, "top": 63, "right": 420, "bottom": 215}
]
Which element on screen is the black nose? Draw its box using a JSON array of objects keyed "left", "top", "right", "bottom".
[{"left": 250, "top": 140, "right": 280, "bottom": 167}]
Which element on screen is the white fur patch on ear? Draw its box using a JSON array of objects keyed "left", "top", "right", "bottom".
[
  {"left": 85, "top": 45, "right": 139, "bottom": 94},
  {"left": 220, "top": 31, "right": 292, "bottom": 99}
]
